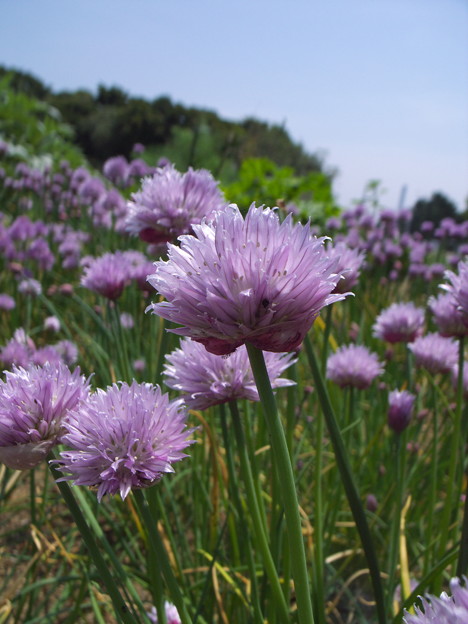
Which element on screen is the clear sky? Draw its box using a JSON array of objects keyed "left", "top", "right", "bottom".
[{"left": 1, "top": 0, "right": 467, "bottom": 211}]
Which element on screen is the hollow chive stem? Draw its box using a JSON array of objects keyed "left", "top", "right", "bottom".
[
  {"left": 303, "top": 334, "right": 386, "bottom": 624},
  {"left": 246, "top": 343, "right": 315, "bottom": 624}
]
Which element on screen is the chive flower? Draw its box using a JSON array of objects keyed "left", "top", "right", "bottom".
[
  {"left": 147, "top": 204, "right": 347, "bottom": 355},
  {"left": 326, "top": 241, "right": 366, "bottom": 293},
  {"left": 164, "top": 338, "right": 296, "bottom": 409},
  {"left": 373, "top": 302, "right": 425, "bottom": 343},
  {"left": 126, "top": 164, "right": 226, "bottom": 244},
  {"left": 57, "top": 381, "right": 194, "bottom": 501},
  {"left": 429, "top": 292, "right": 468, "bottom": 338},
  {"left": 0, "top": 363, "right": 90, "bottom": 470},
  {"left": 387, "top": 389, "right": 415, "bottom": 433},
  {"left": 326, "top": 344, "right": 384, "bottom": 389},
  {"left": 408, "top": 332, "right": 458, "bottom": 375},
  {"left": 441, "top": 259, "right": 468, "bottom": 327}
]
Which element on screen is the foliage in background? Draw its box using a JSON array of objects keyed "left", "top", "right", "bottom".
[
  {"left": 222, "top": 157, "right": 340, "bottom": 224},
  {"left": 0, "top": 76, "right": 86, "bottom": 170},
  {"left": 410, "top": 192, "right": 460, "bottom": 232}
]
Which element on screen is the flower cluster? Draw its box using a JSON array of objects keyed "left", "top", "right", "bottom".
[
  {"left": 164, "top": 338, "right": 296, "bottom": 410},
  {"left": 429, "top": 292, "right": 468, "bottom": 338},
  {"left": 125, "top": 164, "right": 226, "bottom": 244},
  {"left": 0, "top": 362, "right": 90, "bottom": 469},
  {"left": 0, "top": 328, "right": 78, "bottom": 369},
  {"left": 148, "top": 204, "right": 347, "bottom": 356},
  {"left": 441, "top": 259, "right": 468, "bottom": 327},
  {"left": 326, "top": 344, "right": 383, "bottom": 390},
  {"left": 408, "top": 333, "right": 458, "bottom": 375},
  {"left": 326, "top": 241, "right": 366, "bottom": 293},
  {"left": 387, "top": 389, "right": 415, "bottom": 432},
  {"left": 81, "top": 251, "right": 130, "bottom": 300},
  {"left": 80, "top": 250, "right": 156, "bottom": 300},
  {"left": 58, "top": 381, "right": 194, "bottom": 501},
  {"left": 373, "top": 302, "right": 425, "bottom": 344}
]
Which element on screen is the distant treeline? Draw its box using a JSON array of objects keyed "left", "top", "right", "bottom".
[{"left": 0, "top": 65, "right": 326, "bottom": 180}]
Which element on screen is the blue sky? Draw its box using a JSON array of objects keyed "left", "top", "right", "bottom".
[{"left": 1, "top": 0, "right": 467, "bottom": 211}]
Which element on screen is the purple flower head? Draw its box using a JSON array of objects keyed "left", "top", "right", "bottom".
[
  {"left": 121, "top": 250, "right": 156, "bottom": 289},
  {"left": 70, "top": 166, "right": 89, "bottom": 185},
  {"left": 147, "top": 204, "right": 348, "bottom": 355},
  {"left": 429, "top": 293, "right": 468, "bottom": 338},
  {"left": 366, "top": 494, "right": 378, "bottom": 512},
  {"left": 44, "top": 316, "right": 61, "bottom": 333},
  {"left": 421, "top": 220, "right": 434, "bottom": 233},
  {"left": 103, "top": 156, "right": 129, "bottom": 186},
  {"left": 373, "top": 302, "right": 425, "bottom": 344},
  {"left": 78, "top": 177, "right": 105, "bottom": 203},
  {"left": 387, "top": 389, "right": 415, "bottom": 433},
  {"left": 18, "top": 278, "right": 42, "bottom": 297},
  {"left": 0, "top": 362, "right": 90, "bottom": 470},
  {"left": 0, "top": 294, "right": 15, "bottom": 311},
  {"left": 325, "top": 216, "right": 342, "bottom": 231},
  {"left": 31, "top": 346, "right": 63, "bottom": 367},
  {"left": 157, "top": 157, "right": 171, "bottom": 168},
  {"left": 404, "top": 576, "right": 468, "bottom": 623},
  {"left": 0, "top": 329, "right": 36, "bottom": 369},
  {"left": 441, "top": 260, "right": 468, "bottom": 327},
  {"left": 54, "top": 340, "right": 79, "bottom": 366},
  {"left": 27, "top": 238, "right": 55, "bottom": 271},
  {"left": 81, "top": 251, "right": 130, "bottom": 300},
  {"left": 326, "top": 241, "right": 365, "bottom": 293},
  {"left": 120, "top": 312, "right": 134, "bottom": 329},
  {"left": 133, "top": 358, "right": 146, "bottom": 372},
  {"left": 128, "top": 158, "right": 153, "bottom": 179},
  {"left": 164, "top": 338, "right": 296, "bottom": 410},
  {"left": 408, "top": 333, "right": 458, "bottom": 375},
  {"left": 326, "top": 344, "right": 384, "bottom": 390},
  {"left": 125, "top": 164, "right": 227, "bottom": 244},
  {"left": 147, "top": 602, "right": 181, "bottom": 624},
  {"left": 57, "top": 382, "right": 194, "bottom": 501}
]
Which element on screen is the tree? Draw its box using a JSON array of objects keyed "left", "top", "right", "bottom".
[{"left": 410, "top": 192, "right": 458, "bottom": 232}]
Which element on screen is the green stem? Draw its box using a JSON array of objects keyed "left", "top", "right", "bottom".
[
  {"left": 133, "top": 488, "right": 193, "bottom": 624},
  {"left": 29, "top": 468, "right": 36, "bottom": 526},
  {"left": 47, "top": 459, "right": 138, "bottom": 624},
  {"left": 228, "top": 400, "right": 290, "bottom": 622},
  {"left": 313, "top": 384, "right": 325, "bottom": 624},
  {"left": 303, "top": 335, "right": 386, "bottom": 624},
  {"left": 386, "top": 433, "right": 405, "bottom": 614},
  {"left": 219, "top": 404, "right": 242, "bottom": 566},
  {"left": 246, "top": 344, "right": 315, "bottom": 624},
  {"left": 424, "top": 380, "right": 439, "bottom": 576}
]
